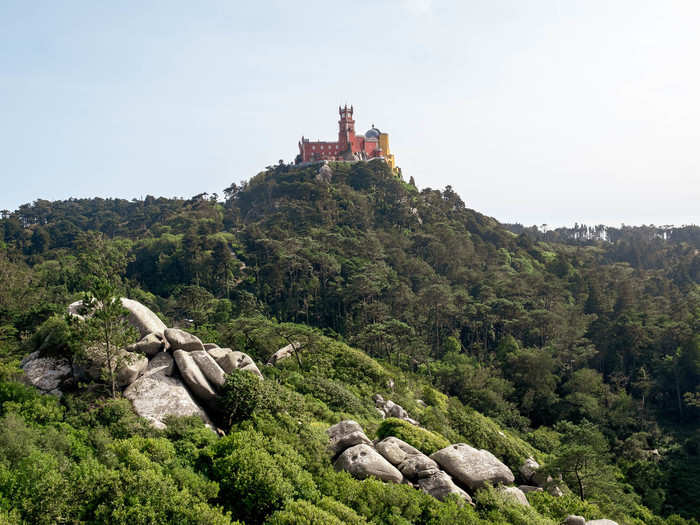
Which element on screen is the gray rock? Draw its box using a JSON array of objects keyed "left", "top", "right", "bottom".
[
  {"left": 190, "top": 350, "right": 227, "bottom": 389},
  {"left": 173, "top": 350, "right": 217, "bottom": 404},
  {"left": 77, "top": 345, "right": 147, "bottom": 388},
  {"left": 547, "top": 484, "right": 564, "bottom": 497},
  {"left": 267, "top": 341, "right": 303, "bottom": 366},
  {"left": 208, "top": 346, "right": 232, "bottom": 362},
  {"left": 68, "top": 298, "right": 166, "bottom": 339},
  {"left": 374, "top": 396, "right": 419, "bottom": 425},
  {"left": 497, "top": 486, "right": 530, "bottom": 506},
  {"left": 376, "top": 436, "right": 423, "bottom": 464},
  {"left": 316, "top": 162, "right": 333, "bottom": 183},
  {"left": 375, "top": 437, "right": 439, "bottom": 480},
  {"left": 586, "top": 521, "right": 619, "bottom": 525},
  {"left": 203, "top": 343, "right": 220, "bottom": 350},
  {"left": 240, "top": 361, "right": 264, "bottom": 379},
  {"left": 430, "top": 444, "right": 515, "bottom": 491},
  {"left": 385, "top": 400, "right": 409, "bottom": 419},
  {"left": 399, "top": 454, "right": 441, "bottom": 480},
  {"left": 518, "top": 485, "right": 543, "bottom": 493},
  {"left": 148, "top": 352, "right": 175, "bottom": 376},
  {"left": 519, "top": 457, "right": 540, "bottom": 482},
  {"left": 216, "top": 350, "right": 263, "bottom": 379},
  {"left": 120, "top": 298, "right": 167, "bottom": 338},
  {"left": 563, "top": 516, "right": 586, "bottom": 525},
  {"left": 417, "top": 471, "right": 473, "bottom": 504},
  {"left": 22, "top": 355, "right": 72, "bottom": 392},
  {"left": 165, "top": 328, "right": 204, "bottom": 352},
  {"left": 67, "top": 300, "right": 86, "bottom": 320},
  {"left": 127, "top": 333, "right": 165, "bottom": 357},
  {"left": 116, "top": 350, "right": 148, "bottom": 387},
  {"left": 20, "top": 350, "right": 40, "bottom": 367},
  {"left": 327, "top": 420, "right": 372, "bottom": 457},
  {"left": 334, "top": 444, "right": 403, "bottom": 483},
  {"left": 213, "top": 349, "right": 250, "bottom": 372},
  {"left": 124, "top": 360, "right": 213, "bottom": 429}
]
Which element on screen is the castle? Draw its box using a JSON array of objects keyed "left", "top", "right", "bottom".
[{"left": 297, "top": 105, "right": 396, "bottom": 169}]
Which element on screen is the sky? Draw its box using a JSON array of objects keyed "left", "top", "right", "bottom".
[{"left": 1, "top": 1, "right": 698, "bottom": 227}]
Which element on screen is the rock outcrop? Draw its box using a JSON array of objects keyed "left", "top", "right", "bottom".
[
  {"left": 375, "top": 437, "right": 439, "bottom": 480},
  {"left": 124, "top": 353, "right": 213, "bottom": 429},
  {"left": 164, "top": 328, "right": 205, "bottom": 352},
  {"left": 519, "top": 456, "right": 540, "bottom": 483},
  {"left": 267, "top": 341, "right": 303, "bottom": 366},
  {"left": 329, "top": 422, "right": 472, "bottom": 505},
  {"left": 373, "top": 394, "right": 419, "bottom": 425},
  {"left": 417, "top": 471, "right": 473, "bottom": 504},
  {"left": 563, "top": 516, "right": 586, "bottom": 525},
  {"left": 334, "top": 444, "right": 403, "bottom": 483},
  {"left": 120, "top": 298, "right": 167, "bottom": 337},
  {"left": 115, "top": 349, "right": 148, "bottom": 387},
  {"left": 190, "top": 350, "right": 227, "bottom": 389},
  {"left": 518, "top": 485, "right": 543, "bottom": 494},
  {"left": 497, "top": 486, "right": 529, "bottom": 506},
  {"left": 127, "top": 333, "right": 167, "bottom": 357},
  {"left": 21, "top": 354, "right": 72, "bottom": 394},
  {"left": 430, "top": 444, "right": 515, "bottom": 491},
  {"left": 173, "top": 350, "right": 217, "bottom": 405},
  {"left": 213, "top": 348, "right": 263, "bottom": 379},
  {"left": 327, "top": 420, "right": 372, "bottom": 458}
]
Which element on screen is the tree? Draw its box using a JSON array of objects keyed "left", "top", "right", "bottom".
[
  {"left": 549, "top": 420, "right": 616, "bottom": 501},
  {"left": 74, "top": 232, "right": 136, "bottom": 398},
  {"left": 80, "top": 280, "right": 137, "bottom": 398}
]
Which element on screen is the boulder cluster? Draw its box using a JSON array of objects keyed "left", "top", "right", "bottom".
[
  {"left": 21, "top": 298, "right": 264, "bottom": 429},
  {"left": 373, "top": 394, "right": 419, "bottom": 425},
  {"left": 328, "top": 420, "right": 620, "bottom": 523},
  {"left": 329, "top": 420, "right": 524, "bottom": 506}
]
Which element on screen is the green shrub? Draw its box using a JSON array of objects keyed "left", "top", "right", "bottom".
[
  {"left": 265, "top": 499, "right": 346, "bottom": 525},
  {"left": 219, "top": 369, "right": 264, "bottom": 429},
  {"left": 527, "top": 426, "right": 561, "bottom": 454},
  {"left": 30, "top": 315, "right": 80, "bottom": 358},
  {"left": 293, "top": 374, "right": 366, "bottom": 415},
  {"left": 208, "top": 430, "right": 319, "bottom": 523},
  {"left": 421, "top": 385, "right": 449, "bottom": 411},
  {"left": 527, "top": 492, "right": 602, "bottom": 523},
  {"left": 376, "top": 418, "right": 450, "bottom": 454},
  {"left": 316, "top": 496, "right": 369, "bottom": 524}
]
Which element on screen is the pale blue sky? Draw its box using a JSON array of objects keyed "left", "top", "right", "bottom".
[{"left": 1, "top": 1, "right": 698, "bottom": 226}]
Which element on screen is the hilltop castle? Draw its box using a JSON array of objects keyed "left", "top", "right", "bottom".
[{"left": 297, "top": 105, "right": 396, "bottom": 169}]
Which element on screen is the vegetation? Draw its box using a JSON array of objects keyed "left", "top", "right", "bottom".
[{"left": 0, "top": 160, "right": 698, "bottom": 523}]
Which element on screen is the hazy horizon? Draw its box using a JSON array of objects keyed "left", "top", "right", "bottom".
[{"left": 1, "top": 1, "right": 698, "bottom": 228}]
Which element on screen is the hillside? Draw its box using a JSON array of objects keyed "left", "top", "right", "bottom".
[{"left": 0, "top": 160, "right": 698, "bottom": 524}]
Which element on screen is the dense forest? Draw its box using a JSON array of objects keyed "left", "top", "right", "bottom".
[{"left": 0, "top": 159, "right": 698, "bottom": 524}]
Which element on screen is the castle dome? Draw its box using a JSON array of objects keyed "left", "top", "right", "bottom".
[{"left": 365, "top": 126, "right": 381, "bottom": 140}]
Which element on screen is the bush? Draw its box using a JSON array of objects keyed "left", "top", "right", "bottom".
[
  {"left": 218, "top": 369, "right": 264, "bottom": 429},
  {"left": 376, "top": 418, "right": 450, "bottom": 454},
  {"left": 265, "top": 499, "right": 346, "bottom": 525},
  {"left": 208, "top": 430, "right": 319, "bottom": 524},
  {"left": 30, "top": 315, "right": 80, "bottom": 358}
]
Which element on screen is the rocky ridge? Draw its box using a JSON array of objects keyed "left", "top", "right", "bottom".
[
  {"left": 328, "top": 420, "right": 619, "bottom": 524},
  {"left": 21, "top": 298, "right": 265, "bottom": 428}
]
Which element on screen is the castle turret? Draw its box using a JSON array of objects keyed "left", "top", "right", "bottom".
[{"left": 338, "top": 104, "right": 355, "bottom": 149}]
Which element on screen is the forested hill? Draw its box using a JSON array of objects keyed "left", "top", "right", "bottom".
[{"left": 0, "top": 159, "right": 699, "bottom": 524}]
